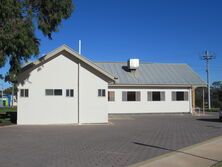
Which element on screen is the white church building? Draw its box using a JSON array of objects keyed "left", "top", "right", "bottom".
[{"left": 17, "top": 45, "right": 206, "bottom": 124}]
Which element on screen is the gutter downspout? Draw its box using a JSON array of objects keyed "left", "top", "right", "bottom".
[
  {"left": 189, "top": 86, "right": 192, "bottom": 114},
  {"left": 78, "top": 63, "right": 80, "bottom": 124}
]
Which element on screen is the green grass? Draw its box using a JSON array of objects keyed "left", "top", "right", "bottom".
[
  {"left": 211, "top": 161, "right": 222, "bottom": 167},
  {"left": 206, "top": 108, "right": 220, "bottom": 112},
  {"left": 0, "top": 107, "right": 17, "bottom": 113},
  {"left": 0, "top": 107, "right": 17, "bottom": 126}
]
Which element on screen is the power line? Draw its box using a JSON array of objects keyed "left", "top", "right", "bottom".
[{"left": 201, "top": 50, "right": 216, "bottom": 109}]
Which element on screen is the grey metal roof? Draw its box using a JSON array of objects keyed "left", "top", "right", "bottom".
[{"left": 95, "top": 62, "right": 206, "bottom": 86}]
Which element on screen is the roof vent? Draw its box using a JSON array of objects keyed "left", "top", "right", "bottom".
[{"left": 127, "top": 59, "right": 139, "bottom": 70}]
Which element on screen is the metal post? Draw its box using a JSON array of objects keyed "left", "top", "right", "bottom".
[
  {"left": 203, "top": 87, "right": 205, "bottom": 115},
  {"left": 78, "top": 40, "right": 81, "bottom": 55},
  {"left": 0, "top": 83, "right": 3, "bottom": 107},
  {"left": 12, "top": 84, "right": 14, "bottom": 107},
  {"left": 206, "top": 59, "right": 211, "bottom": 109},
  {"left": 78, "top": 63, "right": 80, "bottom": 124}
]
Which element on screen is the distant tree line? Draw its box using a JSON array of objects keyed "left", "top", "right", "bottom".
[{"left": 196, "top": 81, "right": 222, "bottom": 109}]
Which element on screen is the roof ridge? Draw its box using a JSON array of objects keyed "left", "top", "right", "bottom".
[{"left": 95, "top": 62, "right": 188, "bottom": 65}]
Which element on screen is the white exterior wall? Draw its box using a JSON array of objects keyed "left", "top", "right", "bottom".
[
  {"left": 17, "top": 55, "right": 79, "bottom": 124},
  {"left": 108, "top": 88, "right": 192, "bottom": 114},
  {"left": 17, "top": 54, "right": 108, "bottom": 124},
  {"left": 79, "top": 64, "right": 108, "bottom": 123}
]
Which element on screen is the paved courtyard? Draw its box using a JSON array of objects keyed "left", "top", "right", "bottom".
[{"left": 0, "top": 113, "right": 222, "bottom": 167}]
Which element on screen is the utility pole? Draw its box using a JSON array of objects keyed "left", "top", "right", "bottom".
[{"left": 201, "top": 50, "right": 215, "bottom": 109}]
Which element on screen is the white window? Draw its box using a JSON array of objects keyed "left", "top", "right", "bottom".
[
  {"left": 122, "top": 91, "right": 140, "bottom": 101},
  {"left": 20, "top": 89, "right": 29, "bottom": 97},
  {"left": 172, "top": 91, "right": 188, "bottom": 101},
  {"left": 98, "top": 89, "right": 106, "bottom": 97},
  {"left": 108, "top": 91, "right": 115, "bottom": 101},
  {"left": 45, "top": 89, "right": 62, "bottom": 96},
  {"left": 66, "top": 89, "right": 74, "bottom": 97},
  {"left": 147, "top": 91, "right": 165, "bottom": 101}
]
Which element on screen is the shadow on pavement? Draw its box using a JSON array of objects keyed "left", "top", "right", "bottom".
[
  {"left": 196, "top": 118, "right": 221, "bottom": 123},
  {"left": 133, "top": 142, "right": 219, "bottom": 162}
]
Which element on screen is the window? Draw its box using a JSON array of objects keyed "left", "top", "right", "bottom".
[
  {"left": 122, "top": 91, "right": 140, "bottom": 101},
  {"left": 66, "top": 89, "right": 69, "bottom": 96},
  {"left": 176, "top": 92, "right": 184, "bottom": 101},
  {"left": 172, "top": 91, "right": 188, "bottom": 101},
  {"left": 66, "top": 89, "right": 74, "bottom": 97},
  {"left": 20, "top": 89, "right": 29, "bottom": 97},
  {"left": 45, "top": 89, "right": 62, "bottom": 96},
  {"left": 127, "top": 92, "right": 136, "bottom": 101},
  {"left": 54, "top": 89, "right": 62, "bottom": 96},
  {"left": 25, "top": 89, "right": 29, "bottom": 97},
  {"left": 147, "top": 91, "right": 165, "bottom": 101},
  {"left": 108, "top": 91, "right": 115, "bottom": 101},
  {"left": 20, "top": 89, "right": 24, "bottom": 97},
  {"left": 45, "top": 89, "right": 53, "bottom": 96},
  {"left": 98, "top": 89, "right": 106, "bottom": 97}
]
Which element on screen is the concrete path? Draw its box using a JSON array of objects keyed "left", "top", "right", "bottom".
[{"left": 129, "top": 135, "right": 222, "bottom": 167}]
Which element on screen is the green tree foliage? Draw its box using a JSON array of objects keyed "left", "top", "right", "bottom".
[
  {"left": 195, "top": 87, "right": 207, "bottom": 108},
  {"left": 211, "top": 81, "right": 222, "bottom": 108},
  {"left": 3, "top": 86, "right": 18, "bottom": 95},
  {"left": 0, "top": 0, "right": 74, "bottom": 81},
  {"left": 195, "top": 81, "right": 222, "bottom": 109},
  {"left": 212, "top": 81, "right": 222, "bottom": 89},
  {"left": 0, "top": 74, "right": 3, "bottom": 80}
]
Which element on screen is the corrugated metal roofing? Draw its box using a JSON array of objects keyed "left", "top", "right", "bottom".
[{"left": 95, "top": 62, "right": 206, "bottom": 86}]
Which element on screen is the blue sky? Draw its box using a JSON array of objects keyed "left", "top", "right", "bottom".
[{"left": 1, "top": 0, "right": 222, "bottom": 88}]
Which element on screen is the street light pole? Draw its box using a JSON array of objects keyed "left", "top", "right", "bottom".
[{"left": 201, "top": 50, "right": 215, "bottom": 110}]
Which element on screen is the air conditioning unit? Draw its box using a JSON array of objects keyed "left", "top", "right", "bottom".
[{"left": 128, "top": 59, "right": 139, "bottom": 70}]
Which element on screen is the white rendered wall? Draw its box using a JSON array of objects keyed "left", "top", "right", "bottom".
[
  {"left": 17, "top": 54, "right": 78, "bottom": 124},
  {"left": 79, "top": 64, "right": 108, "bottom": 123},
  {"left": 108, "top": 88, "right": 192, "bottom": 114}
]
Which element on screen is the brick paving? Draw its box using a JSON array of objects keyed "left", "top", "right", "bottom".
[{"left": 0, "top": 113, "right": 222, "bottom": 167}]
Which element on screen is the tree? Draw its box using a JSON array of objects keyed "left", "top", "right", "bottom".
[
  {"left": 0, "top": 74, "right": 3, "bottom": 80},
  {"left": 195, "top": 81, "right": 222, "bottom": 109},
  {"left": 3, "top": 87, "right": 18, "bottom": 95},
  {"left": 0, "top": 0, "right": 74, "bottom": 78},
  {"left": 212, "top": 81, "right": 222, "bottom": 89},
  {"left": 211, "top": 81, "right": 222, "bottom": 108},
  {"left": 195, "top": 87, "right": 207, "bottom": 108}
]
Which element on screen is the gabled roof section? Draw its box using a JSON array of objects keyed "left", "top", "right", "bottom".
[
  {"left": 96, "top": 62, "right": 206, "bottom": 87},
  {"left": 21, "top": 44, "right": 206, "bottom": 87},
  {"left": 21, "top": 44, "right": 116, "bottom": 82}
]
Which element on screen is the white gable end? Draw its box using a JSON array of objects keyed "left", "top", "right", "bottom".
[{"left": 18, "top": 53, "right": 108, "bottom": 124}]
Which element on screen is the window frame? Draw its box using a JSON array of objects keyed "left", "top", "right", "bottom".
[
  {"left": 122, "top": 91, "right": 141, "bottom": 102},
  {"left": 176, "top": 92, "right": 184, "bottom": 101},
  {"left": 108, "top": 91, "right": 115, "bottom": 101},
  {"left": 98, "top": 89, "right": 106, "bottom": 97},
  {"left": 45, "top": 89, "right": 63, "bottom": 96},
  {"left": 66, "top": 89, "right": 74, "bottom": 97},
  {"left": 45, "top": 89, "right": 54, "bottom": 96},
  {"left": 147, "top": 91, "right": 165, "bottom": 101},
  {"left": 54, "top": 89, "right": 63, "bottom": 96},
  {"left": 20, "top": 89, "right": 29, "bottom": 98},
  {"left": 172, "top": 91, "right": 189, "bottom": 101}
]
